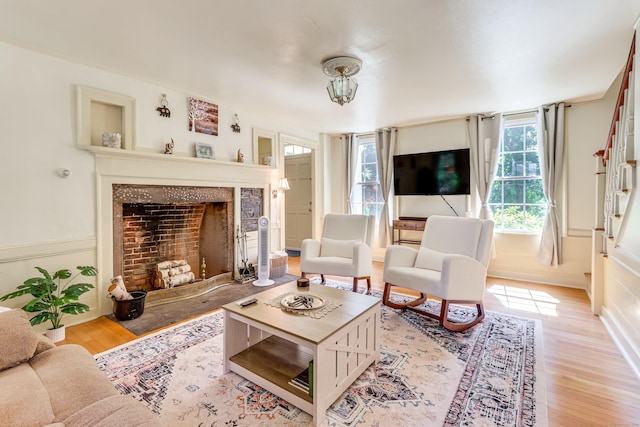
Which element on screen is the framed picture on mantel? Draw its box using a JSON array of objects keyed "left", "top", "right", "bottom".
[{"left": 195, "top": 142, "right": 215, "bottom": 159}]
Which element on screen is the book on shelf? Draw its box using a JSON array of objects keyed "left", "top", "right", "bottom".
[
  {"left": 290, "top": 360, "right": 313, "bottom": 397},
  {"left": 287, "top": 379, "right": 308, "bottom": 393}
]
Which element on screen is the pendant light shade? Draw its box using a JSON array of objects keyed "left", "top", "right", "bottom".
[{"left": 322, "top": 56, "right": 362, "bottom": 106}]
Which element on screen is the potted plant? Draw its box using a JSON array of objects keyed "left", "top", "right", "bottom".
[{"left": 0, "top": 266, "right": 97, "bottom": 342}]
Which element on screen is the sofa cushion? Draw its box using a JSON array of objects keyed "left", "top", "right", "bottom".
[
  {"left": 0, "top": 309, "right": 39, "bottom": 371},
  {"left": 34, "top": 334, "right": 56, "bottom": 356},
  {"left": 414, "top": 247, "right": 446, "bottom": 271},
  {"left": 0, "top": 362, "right": 56, "bottom": 426},
  {"left": 30, "top": 344, "right": 119, "bottom": 423},
  {"left": 63, "top": 394, "right": 160, "bottom": 427},
  {"left": 320, "top": 238, "right": 360, "bottom": 258}
]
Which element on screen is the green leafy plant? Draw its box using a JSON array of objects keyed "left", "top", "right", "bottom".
[{"left": 0, "top": 266, "right": 97, "bottom": 329}]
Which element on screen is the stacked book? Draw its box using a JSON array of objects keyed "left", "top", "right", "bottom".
[{"left": 288, "top": 360, "right": 313, "bottom": 397}]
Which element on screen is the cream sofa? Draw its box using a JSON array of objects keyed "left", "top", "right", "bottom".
[{"left": 0, "top": 308, "right": 160, "bottom": 426}]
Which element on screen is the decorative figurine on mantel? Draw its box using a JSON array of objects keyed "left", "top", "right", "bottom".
[
  {"left": 201, "top": 257, "right": 206, "bottom": 280},
  {"left": 230, "top": 114, "right": 241, "bottom": 133},
  {"left": 102, "top": 132, "right": 121, "bottom": 148},
  {"left": 164, "top": 138, "right": 174, "bottom": 154},
  {"left": 237, "top": 148, "right": 244, "bottom": 163},
  {"left": 156, "top": 93, "right": 171, "bottom": 117}
]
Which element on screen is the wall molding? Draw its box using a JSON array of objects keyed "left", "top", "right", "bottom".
[
  {"left": 600, "top": 307, "right": 640, "bottom": 381},
  {"left": 0, "top": 237, "right": 96, "bottom": 263}
]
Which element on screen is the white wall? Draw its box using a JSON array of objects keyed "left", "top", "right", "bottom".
[
  {"left": 0, "top": 42, "right": 318, "bottom": 329},
  {"left": 324, "top": 92, "right": 617, "bottom": 287}
]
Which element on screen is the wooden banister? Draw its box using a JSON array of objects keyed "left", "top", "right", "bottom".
[{"left": 603, "top": 33, "right": 635, "bottom": 166}]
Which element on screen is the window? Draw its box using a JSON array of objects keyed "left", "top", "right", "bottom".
[
  {"left": 350, "top": 136, "right": 384, "bottom": 221},
  {"left": 488, "top": 119, "right": 545, "bottom": 232},
  {"left": 283, "top": 144, "right": 311, "bottom": 156}
]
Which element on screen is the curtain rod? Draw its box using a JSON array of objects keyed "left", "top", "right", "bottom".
[{"left": 502, "top": 104, "right": 572, "bottom": 118}]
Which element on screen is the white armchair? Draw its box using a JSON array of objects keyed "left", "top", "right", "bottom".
[
  {"left": 382, "top": 215, "right": 494, "bottom": 331},
  {"left": 300, "top": 213, "right": 375, "bottom": 293}
]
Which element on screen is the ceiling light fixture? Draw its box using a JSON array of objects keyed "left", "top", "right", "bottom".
[{"left": 322, "top": 56, "right": 362, "bottom": 106}]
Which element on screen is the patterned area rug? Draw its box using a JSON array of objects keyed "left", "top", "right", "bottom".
[{"left": 96, "top": 281, "right": 547, "bottom": 426}]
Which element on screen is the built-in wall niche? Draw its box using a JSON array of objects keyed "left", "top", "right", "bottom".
[
  {"left": 252, "top": 128, "right": 276, "bottom": 167},
  {"left": 77, "top": 85, "right": 135, "bottom": 149}
]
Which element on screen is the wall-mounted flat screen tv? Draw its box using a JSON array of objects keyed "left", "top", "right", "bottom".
[{"left": 393, "top": 148, "right": 471, "bottom": 196}]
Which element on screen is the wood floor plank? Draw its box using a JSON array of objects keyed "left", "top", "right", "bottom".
[{"left": 64, "top": 257, "right": 640, "bottom": 426}]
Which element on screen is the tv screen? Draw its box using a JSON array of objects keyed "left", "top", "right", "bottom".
[{"left": 393, "top": 148, "right": 471, "bottom": 196}]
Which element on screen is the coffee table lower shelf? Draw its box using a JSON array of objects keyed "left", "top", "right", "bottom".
[{"left": 229, "top": 335, "right": 313, "bottom": 404}]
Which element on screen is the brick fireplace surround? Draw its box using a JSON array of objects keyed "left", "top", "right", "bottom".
[
  {"left": 92, "top": 149, "right": 274, "bottom": 316},
  {"left": 112, "top": 184, "right": 234, "bottom": 298}
]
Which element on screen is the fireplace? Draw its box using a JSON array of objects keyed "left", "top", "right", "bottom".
[{"left": 112, "top": 184, "right": 234, "bottom": 299}]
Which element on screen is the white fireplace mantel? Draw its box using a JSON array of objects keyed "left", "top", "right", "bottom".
[{"left": 91, "top": 147, "right": 277, "bottom": 316}]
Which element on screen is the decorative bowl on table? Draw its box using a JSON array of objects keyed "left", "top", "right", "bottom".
[{"left": 281, "top": 293, "right": 325, "bottom": 311}]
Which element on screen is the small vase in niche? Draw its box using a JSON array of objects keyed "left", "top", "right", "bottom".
[{"left": 102, "top": 132, "right": 121, "bottom": 149}]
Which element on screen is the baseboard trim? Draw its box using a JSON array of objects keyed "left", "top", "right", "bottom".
[{"left": 600, "top": 306, "right": 640, "bottom": 381}]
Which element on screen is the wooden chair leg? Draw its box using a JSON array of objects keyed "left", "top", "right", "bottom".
[
  {"left": 351, "top": 276, "right": 372, "bottom": 294},
  {"left": 382, "top": 283, "right": 426, "bottom": 309},
  {"left": 439, "top": 300, "right": 485, "bottom": 332},
  {"left": 320, "top": 274, "right": 326, "bottom": 284}
]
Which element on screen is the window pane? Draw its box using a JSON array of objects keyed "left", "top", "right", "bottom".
[
  {"left": 525, "top": 205, "right": 545, "bottom": 230},
  {"left": 525, "top": 151, "right": 540, "bottom": 176},
  {"left": 525, "top": 125, "right": 538, "bottom": 151},
  {"left": 489, "top": 180, "right": 503, "bottom": 203},
  {"left": 502, "top": 205, "right": 525, "bottom": 230},
  {"left": 350, "top": 139, "right": 384, "bottom": 223},
  {"left": 504, "top": 180, "right": 524, "bottom": 204},
  {"left": 507, "top": 153, "right": 525, "bottom": 177},
  {"left": 489, "top": 121, "right": 544, "bottom": 232},
  {"left": 525, "top": 179, "right": 545, "bottom": 204},
  {"left": 504, "top": 127, "right": 524, "bottom": 152},
  {"left": 362, "top": 144, "right": 377, "bottom": 163},
  {"left": 363, "top": 183, "right": 380, "bottom": 202},
  {"left": 490, "top": 205, "right": 503, "bottom": 229},
  {"left": 496, "top": 154, "right": 504, "bottom": 177},
  {"left": 361, "top": 165, "right": 377, "bottom": 182}
]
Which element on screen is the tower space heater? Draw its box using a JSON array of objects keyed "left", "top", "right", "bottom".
[{"left": 253, "top": 216, "right": 274, "bottom": 287}]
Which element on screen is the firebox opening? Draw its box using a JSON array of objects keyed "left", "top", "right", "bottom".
[{"left": 112, "top": 185, "right": 234, "bottom": 297}]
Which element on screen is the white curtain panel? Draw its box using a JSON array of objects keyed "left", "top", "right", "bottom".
[
  {"left": 342, "top": 134, "right": 359, "bottom": 213},
  {"left": 375, "top": 128, "right": 397, "bottom": 247},
  {"left": 537, "top": 103, "right": 565, "bottom": 266},
  {"left": 467, "top": 115, "right": 502, "bottom": 220}
]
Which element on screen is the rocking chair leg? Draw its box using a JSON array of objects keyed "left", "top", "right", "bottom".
[
  {"left": 382, "top": 283, "right": 427, "bottom": 309},
  {"left": 440, "top": 300, "right": 486, "bottom": 332}
]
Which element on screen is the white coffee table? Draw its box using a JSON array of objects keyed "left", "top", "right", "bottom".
[{"left": 222, "top": 281, "right": 380, "bottom": 426}]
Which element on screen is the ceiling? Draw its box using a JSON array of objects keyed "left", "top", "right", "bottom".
[{"left": 1, "top": 0, "right": 639, "bottom": 134}]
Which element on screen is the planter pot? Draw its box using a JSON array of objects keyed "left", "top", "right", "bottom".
[{"left": 46, "top": 325, "right": 66, "bottom": 343}]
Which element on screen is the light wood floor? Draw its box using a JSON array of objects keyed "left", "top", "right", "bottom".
[{"left": 64, "top": 257, "right": 640, "bottom": 426}]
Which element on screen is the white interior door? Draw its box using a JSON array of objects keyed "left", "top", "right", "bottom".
[{"left": 285, "top": 153, "right": 313, "bottom": 250}]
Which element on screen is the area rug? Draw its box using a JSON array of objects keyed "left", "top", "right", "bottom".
[
  {"left": 96, "top": 281, "right": 547, "bottom": 426},
  {"left": 108, "top": 273, "right": 299, "bottom": 335}
]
